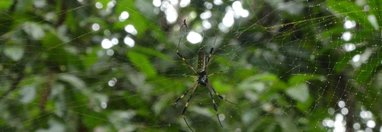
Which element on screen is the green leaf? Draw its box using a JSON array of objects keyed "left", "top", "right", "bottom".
[
  {"left": 286, "top": 83, "right": 309, "bottom": 103},
  {"left": 133, "top": 46, "right": 171, "bottom": 61},
  {"left": 58, "top": 73, "right": 86, "bottom": 89},
  {"left": 327, "top": 0, "right": 373, "bottom": 29},
  {"left": 0, "top": 0, "right": 12, "bottom": 10},
  {"left": 354, "top": 50, "right": 382, "bottom": 84},
  {"left": 22, "top": 22, "right": 45, "bottom": 40},
  {"left": 368, "top": 0, "right": 382, "bottom": 25},
  {"left": 239, "top": 73, "right": 286, "bottom": 91},
  {"left": 4, "top": 45, "right": 24, "bottom": 61},
  {"left": 252, "top": 73, "right": 279, "bottom": 82},
  {"left": 127, "top": 51, "right": 157, "bottom": 78},
  {"left": 108, "top": 111, "right": 136, "bottom": 130},
  {"left": 212, "top": 80, "right": 230, "bottom": 93},
  {"left": 41, "top": 33, "right": 82, "bottom": 68},
  {"left": 297, "top": 98, "right": 313, "bottom": 111},
  {"left": 41, "top": 32, "right": 62, "bottom": 49},
  {"left": 115, "top": 0, "right": 149, "bottom": 37},
  {"left": 82, "top": 110, "right": 108, "bottom": 128},
  {"left": 83, "top": 47, "right": 99, "bottom": 69},
  {"left": 277, "top": 116, "right": 298, "bottom": 132},
  {"left": 335, "top": 47, "right": 365, "bottom": 72},
  {"left": 20, "top": 86, "right": 36, "bottom": 104},
  {"left": 135, "top": 0, "right": 156, "bottom": 19},
  {"left": 153, "top": 96, "right": 170, "bottom": 115}
]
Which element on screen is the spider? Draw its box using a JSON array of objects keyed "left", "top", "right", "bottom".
[{"left": 174, "top": 20, "right": 226, "bottom": 131}]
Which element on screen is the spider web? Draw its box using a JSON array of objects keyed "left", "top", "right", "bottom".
[{"left": 0, "top": 0, "right": 380, "bottom": 132}]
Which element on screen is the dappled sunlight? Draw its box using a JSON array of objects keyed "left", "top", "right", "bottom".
[
  {"left": 220, "top": 7, "right": 235, "bottom": 30},
  {"left": 124, "top": 36, "right": 135, "bottom": 47},
  {"left": 344, "top": 20, "right": 356, "bottom": 29},
  {"left": 2, "top": 0, "right": 382, "bottom": 131},
  {"left": 124, "top": 24, "right": 138, "bottom": 36},
  {"left": 95, "top": 2, "right": 103, "bottom": 9},
  {"left": 341, "top": 32, "right": 352, "bottom": 41},
  {"left": 343, "top": 43, "right": 355, "bottom": 52},
  {"left": 179, "top": 0, "right": 190, "bottom": 8},
  {"left": 101, "top": 38, "right": 113, "bottom": 49},
  {"left": 202, "top": 20, "right": 212, "bottom": 30},
  {"left": 232, "top": 1, "right": 249, "bottom": 18},
  {"left": 159, "top": 0, "right": 178, "bottom": 24},
  {"left": 186, "top": 31, "right": 203, "bottom": 44},
  {"left": 108, "top": 77, "right": 117, "bottom": 87},
  {"left": 91, "top": 23, "right": 100, "bottom": 31},
  {"left": 118, "top": 11, "right": 130, "bottom": 22},
  {"left": 153, "top": 0, "right": 161, "bottom": 7},
  {"left": 200, "top": 10, "right": 212, "bottom": 20},
  {"left": 101, "top": 38, "right": 119, "bottom": 49}
]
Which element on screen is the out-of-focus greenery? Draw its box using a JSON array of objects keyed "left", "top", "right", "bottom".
[{"left": 1, "top": 0, "right": 382, "bottom": 131}]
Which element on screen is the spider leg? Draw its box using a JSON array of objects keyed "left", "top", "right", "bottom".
[
  {"left": 175, "top": 81, "right": 197, "bottom": 105},
  {"left": 180, "top": 83, "right": 199, "bottom": 131},
  {"left": 176, "top": 51, "right": 197, "bottom": 74},
  {"left": 183, "top": 116, "right": 194, "bottom": 132},
  {"left": 207, "top": 71, "right": 224, "bottom": 77},
  {"left": 182, "top": 83, "right": 199, "bottom": 115},
  {"left": 206, "top": 81, "right": 223, "bottom": 100},
  {"left": 207, "top": 81, "right": 236, "bottom": 105},
  {"left": 175, "top": 88, "right": 190, "bottom": 105},
  {"left": 206, "top": 48, "right": 214, "bottom": 65},
  {"left": 206, "top": 36, "right": 218, "bottom": 65},
  {"left": 206, "top": 82, "right": 223, "bottom": 127},
  {"left": 176, "top": 19, "right": 197, "bottom": 74}
]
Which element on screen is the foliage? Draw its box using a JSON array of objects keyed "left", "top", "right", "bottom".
[{"left": 0, "top": 0, "right": 382, "bottom": 131}]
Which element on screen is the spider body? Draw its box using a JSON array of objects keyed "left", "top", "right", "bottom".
[
  {"left": 197, "top": 71, "right": 208, "bottom": 86},
  {"left": 197, "top": 50, "right": 208, "bottom": 86},
  {"left": 175, "top": 47, "right": 224, "bottom": 130},
  {"left": 175, "top": 20, "right": 227, "bottom": 131}
]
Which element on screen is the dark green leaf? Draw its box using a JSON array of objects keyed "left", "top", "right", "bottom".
[{"left": 127, "top": 51, "right": 157, "bottom": 78}]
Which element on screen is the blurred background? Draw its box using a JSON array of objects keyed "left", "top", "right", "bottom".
[{"left": 1, "top": 0, "right": 382, "bottom": 131}]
